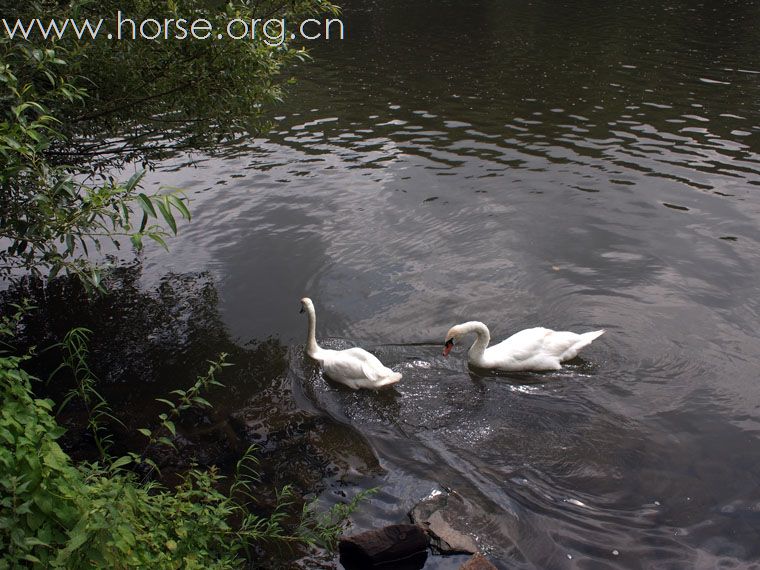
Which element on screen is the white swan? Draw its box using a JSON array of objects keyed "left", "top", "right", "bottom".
[
  {"left": 300, "top": 297, "right": 402, "bottom": 390},
  {"left": 442, "top": 321, "right": 605, "bottom": 372}
]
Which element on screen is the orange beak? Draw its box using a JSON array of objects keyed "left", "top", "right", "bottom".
[{"left": 442, "top": 339, "right": 454, "bottom": 357}]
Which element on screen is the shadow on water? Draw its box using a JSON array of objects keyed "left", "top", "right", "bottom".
[
  {"left": 6, "top": 265, "right": 760, "bottom": 568},
  {"left": 1, "top": 265, "right": 382, "bottom": 504}
]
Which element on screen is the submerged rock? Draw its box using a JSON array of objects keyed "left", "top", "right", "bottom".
[
  {"left": 228, "top": 404, "right": 381, "bottom": 494},
  {"left": 339, "top": 524, "right": 428, "bottom": 569},
  {"left": 409, "top": 491, "right": 479, "bottom": 554},
  {"left": 460, "top": 553, "right": 499, "bottom": 569}
]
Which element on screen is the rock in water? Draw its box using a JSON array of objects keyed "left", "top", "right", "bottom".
[
  {"left": 339, "top": 524, "right": 428, "bottom": 568},
  {"left": 460, "top": 553, "right": 499, "bottom": 569},
  {"left": 409, "top": 491, "right": 479, "bottom": 554}
]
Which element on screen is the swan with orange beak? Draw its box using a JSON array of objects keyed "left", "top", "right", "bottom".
[{"left": 443, "top": 321, "right": 604, "bottom": 372}]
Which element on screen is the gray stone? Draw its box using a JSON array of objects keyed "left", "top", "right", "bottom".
[
  {"left": 339, "top": 524, "right": 428, "bottom": 568},
  {"left": 409, "top": 491, "right": 480, "bottom": 555}
]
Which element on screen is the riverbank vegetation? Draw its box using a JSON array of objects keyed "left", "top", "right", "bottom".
[
  {"left": 0, "top": 0, "right": 365, "bottom": 567},
  {"left": 1, "top": 0, "right": 337, "bottom": 284}
]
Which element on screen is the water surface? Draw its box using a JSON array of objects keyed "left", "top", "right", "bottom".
[{"left": 132, "top": 1, "right": 760, "bottom": 567}]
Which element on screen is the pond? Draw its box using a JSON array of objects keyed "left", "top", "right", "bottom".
[{"left": 38, "top": 0, "right": 760, "bottom": 567}]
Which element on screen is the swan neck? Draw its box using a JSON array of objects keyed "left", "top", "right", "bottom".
[
  {"left": 305, "top": 305, "right": 320, "bottom": 357},
  {"left": 465, "top": 322, "right": 490, "bottom": 360}
]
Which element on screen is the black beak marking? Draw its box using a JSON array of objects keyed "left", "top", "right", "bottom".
[
  {"left": 445, "top": 338, "right": 454, "bottom": 347},
  {"left": 299, "top": 306, "right": 305, "bottom": 314}
]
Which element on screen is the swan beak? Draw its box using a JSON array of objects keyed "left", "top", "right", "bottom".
[
  {"left": 443, "top": 339, "right": 454, "bottom": 357},
  {"left": 299, "top": 306, "right": 304, "bottom": 314}
]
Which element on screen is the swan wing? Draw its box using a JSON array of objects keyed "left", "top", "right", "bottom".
[
  {"left": 320, "top": 347, "right": 401, "bottom": 388},
  {"left": 488, "top": 328, "right": 604, "bottom": 369},
  {"left": 489, "top": 327, "right": 555, "bottom": 362},
  {"left": 320, "top": 349, "right": 368, "bottom": 381},
  {"left": 551, "top": 329, "right": 605, "bottom": 360},
  {"left": 542, "top": 331, "right": 589, "bottom": 357},
  {"left": 349, "top": 348, "right": 401, "bottom": 384}
]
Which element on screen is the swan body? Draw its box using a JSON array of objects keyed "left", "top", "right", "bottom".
[
  {"left": 300, "top": 297, "right": 402, "bottom": 390},
  {"left": 443, "top": 321, "right": 604, "bottom": 372}
]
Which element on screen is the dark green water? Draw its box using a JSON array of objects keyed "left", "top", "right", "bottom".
[{"left": 29, "top": 0, "right": 760, "bottom": 567}]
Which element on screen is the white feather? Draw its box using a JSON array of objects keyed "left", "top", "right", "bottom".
[
  {"left": 301, "top": 298, "right": 402, "bottom": 390},
  {"left": 444, "top": 321, "right": 604, "bottom": 372}
]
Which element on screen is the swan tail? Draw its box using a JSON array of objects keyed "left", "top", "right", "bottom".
[
  {"left": 372, "top": 371, "right": 402, "bottom": 388},
  {"left": 579, "top": 329, "right": 605, "bottom": 345},
  {"left": 560, "top": 330, "right": 605, "bottom": 361}
]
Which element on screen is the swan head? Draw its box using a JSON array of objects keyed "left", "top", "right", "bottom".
[
  {"left": 442, "top": 322, "right": 489, "bottom": 356},
  {"left": 442, "top": 325, "right": 461, "bottom": 357},
  {"left": 299, "top": 297, "right": 314, "bottom": 314}
]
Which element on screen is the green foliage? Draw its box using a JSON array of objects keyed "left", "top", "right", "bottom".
[
  {"left": 1, "top": 0, "right": 339, "bottom": 162},
  {"left": 0, "top": 353, "right": 82, "bottom": 568},
  {"left": 228, "top": 447, "right": 375, "bottom": 555},
  {"left": 0, "top": 339, "right": 370, "bottom": 569},
  {"left": 0, "top": 34, "right": 191, "bottom": 287},
  {"left": 297, "top": 487, "right": 378, "bottom": 551},
  {"left": 1, "top": 0, "right": 338, "bottom": 286},
  {"left": 66, "top": 0, "right": 341, "bottom": 155},
  {"left": 1, "top": 1, "right": 362, "bottom": 566},
  {"left": 132, "top": 354, "right": 231, "bottom": 476},
  {"left": 52, "top": 327, "right": 122, "bottom": 461}
]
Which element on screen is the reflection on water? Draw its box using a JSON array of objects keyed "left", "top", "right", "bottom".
[
  {"left": 3, "top": 268, "right": 380, "bottom": 504},
  {"left": 13, "top": 0, "right": 760, "bottom": 567}
]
